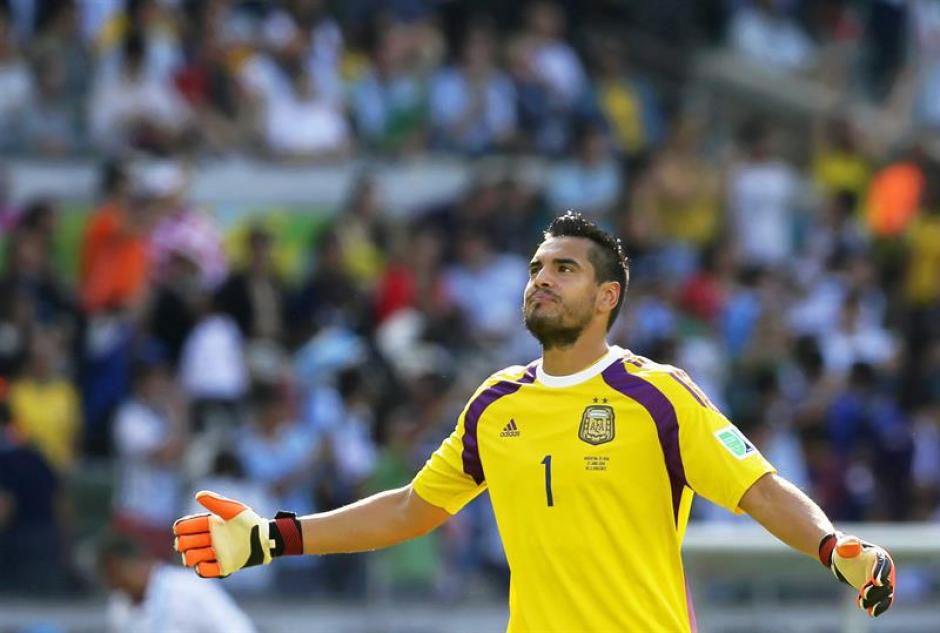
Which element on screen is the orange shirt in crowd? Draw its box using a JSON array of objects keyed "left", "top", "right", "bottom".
[
  {"left": 80, "top": 202, "right": 150, "bottom": 313},
  {"left": 865, "top": 162, "right": 924, "bottom": 237}
]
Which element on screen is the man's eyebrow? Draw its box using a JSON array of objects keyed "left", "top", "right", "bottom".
[{"left": 552, "top": 257, "right": 581, "bottom": 268}]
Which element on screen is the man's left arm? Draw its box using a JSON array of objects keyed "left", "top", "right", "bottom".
[{"left": 740, "top": 473, "right": 896, "bottom": 617}]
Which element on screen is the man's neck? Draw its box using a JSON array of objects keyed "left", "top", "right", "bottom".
[{"left": 541, "top": 336, "right": 610, "bottom": 377}]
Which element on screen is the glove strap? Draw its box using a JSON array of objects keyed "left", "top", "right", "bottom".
[
  {"left": 269, "top": 511, "right": 304, "bottom": 557},
  {"left": 818, "top": 532, "right": 838, "bottom": 568}
]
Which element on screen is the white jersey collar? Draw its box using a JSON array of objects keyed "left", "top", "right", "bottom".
[{"left": 535, "top": 345, "right": 625, "bottom": 388}]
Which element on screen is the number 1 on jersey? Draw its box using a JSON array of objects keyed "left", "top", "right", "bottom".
[{"left": 541, "top": 455, "right": 554, "bottom": 507}]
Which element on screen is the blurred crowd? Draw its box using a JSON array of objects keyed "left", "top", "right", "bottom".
[
  {"left": 0, "top": 0, "right": 939, "bottom": 605},
  {"left": 1, "top": 0, "right": 940, "bottom": 159}
]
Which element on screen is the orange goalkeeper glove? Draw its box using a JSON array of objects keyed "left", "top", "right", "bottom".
[
  {"left": 172, "top": 490, "right": 304, "bottom": 578},
  {"left": 819, "top": 532, "right": 895, "bottom": 617}
]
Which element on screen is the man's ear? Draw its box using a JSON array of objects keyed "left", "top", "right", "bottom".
[{"left": 597, "top": 280, "right": 620, "bottom": 313}]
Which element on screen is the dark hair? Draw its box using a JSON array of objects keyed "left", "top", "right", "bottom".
[
  {"left": 97, "top": 530, "right": 146, "bottom": 565},
  {"left": 100, "top": 159, "right": 128, "bottom": 197},
  {"left": 543, "top": 211, "right": 629, "bottom": 330}
]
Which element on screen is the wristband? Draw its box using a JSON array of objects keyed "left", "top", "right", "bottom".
[
  {"left": 818, "top": 532, "right": 838, "bottom": 568},
  {"left": 269, "top": 511, "right": 304, "bottom": 557}
]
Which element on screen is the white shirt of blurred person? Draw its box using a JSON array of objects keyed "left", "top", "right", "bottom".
[
  {"left": 729, "top": 0, "right": 816, "bottom": 72},
  {"left": 443, "top": 230, "right": 528, "bottom": 344},
  {"left": 546, "top": 124, "right": 623, "bottom": 221},
  {"left": 429, "top": 23, "right": 517, "bottom": 154},
  {"left": 260, "top": 2, "right": 345, "bottom": 105},
  {"left": 179, "top": 300, "right": 248, "bottom": 404},
  {"left": 727, "top": 119, "right": 801, "bottom": 266},
  {"left": 100, "top": 531, "right": 256, "bottom": 633},
  {"left": 112, "top": 358, "right": 184, "bottom": 557},
  {"left": 263, "top": 65, "right": 350, "bottom": 160},
  {"left": 523, "top": 2, "right": 587, "bottom": 106},
  {"left": 89, "top": 30, "right": 191, "bottom": 152},
  {"left": 821, "top": 294, "right": 896, "bottom": 377},
  {"left": 142, "top": 161, "right": 229, "bottom": 289}
]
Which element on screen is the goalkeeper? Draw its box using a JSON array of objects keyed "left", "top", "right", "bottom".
[{"left": 174, "top": 213, "right": 894, "bottom": 630}]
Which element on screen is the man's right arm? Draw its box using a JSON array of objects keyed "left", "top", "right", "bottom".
[
  {"left": 301, "top": 484, "right": 450, "bottom": 555},
  {"left": 174, "top": 485, "right": 450, "bottom": 578}
]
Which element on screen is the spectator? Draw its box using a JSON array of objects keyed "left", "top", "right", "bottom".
[
  {"left": 146, "top": 252, "right": 202, "bottom": 368},
  {"left": 94, "top": 0, "right": 184, "bottom": 84},
  {"left": 145, "top": 160, "right": 228, "bottom": 290},
  {"left": 262, "top": 65, "right": 351, "bottom": 161},
  {"left": 79, "top": 161, "right": 151, "bottom": 315},
  {"left": 521, "top": 2, "right": 587, "bottom": 109},
  {"left": 88, "top": 29, "right": 193, "bottom": 154},
  {"left": 293, "top": 230, "right": 366, "bottom": 334},
  {"left": 908, "top": 0, "right": 940, "bottom": 130},
  {"left": 217, "top": 226, "right": 289, "bottom": 344},
  {"left": 546, "top": 123, "right": 622, "bottom": 223},
  {"left": 334, "top": 176, "right": 389, "bottom": 287},
  {"left": 22, "top": 53, "right": 83, "bottom": 156},
  {"left": 111, "top": 356, "right": 186, "bottom": 559},
  {"left": 592, "top": 38, "right": 663, "bottom": 160},
  {"left": 429, "top": 21, "right": 516, "bottom": 154},
  {"left": 29, "top": 1, "right": 91, "bottom": 107},
  {"left": 99, "top": 531, "right": 257, "bottom": 633},
  {"left": 0, "top": 384, "right": 69, "bottom": 595},
  {"left": 865, "top": 150, "right": 926, "bottom": 243},
  {"left": 172, "top": 3, "right": 252, "bottom": 153},
  {"left": 822, "top": 292, "right": 897, "bottom": 377},
  {"left": 811, "top": 116, "right": 871, "bottom": 203},
  {"left": 0, "top": 223, "right": 74, "bottom": 332},
  {"left": 443, "top": 229, "right": 527, "bottom": 346},
  {"left": 827, "top": 362, "right": 913, "bottom": 520},
  {"left": 726, "top": 118, "right": 801, "bottom": 266},
  {"left": 178, "top": 294, "right": 248, "bottom": 430},
  {"left": 633, "top": 115, "right": 721, "bottom": 256},
  {"left": 261, "top": 0, "right": 345, "bottom": 105},
  {"left": 905, "top": 171, "right": 940, "bottom": 308},
  {"left": 729, "top": 0, "right": 816, "bottom": 72},
  {"left": 351, "top": 21, "right": 425, "bottom": 153},
  {"left": 0, "top": 8, "right": 34, "bottom": 151},
  {"left": 8, "top": 332, "right": 81, "bottom": 473}
]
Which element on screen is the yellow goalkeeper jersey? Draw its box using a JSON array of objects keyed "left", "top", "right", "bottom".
[{"left": 412, "top": 346, "right": 776, "bottom": 632}]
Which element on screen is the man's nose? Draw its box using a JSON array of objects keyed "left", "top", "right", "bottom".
[{"left": 533, "top": 267, "right": 554, "bottom": 287}]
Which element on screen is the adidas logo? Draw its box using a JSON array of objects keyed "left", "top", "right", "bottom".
[{"left": 500, "top": 419, "right": 521, "bottom": 437}]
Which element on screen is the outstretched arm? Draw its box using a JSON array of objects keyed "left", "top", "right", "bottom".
[
  {"left": 173, "top": 485, "right": 449, "bottom": 578},
  {"left": 301, "top": 485, "right": 450, "bottom": 555},
  {"left": 738, "top": 472, "right": 833, "bottom": 558},
  {"left": 739, "top": 473, "right": 895, "bottom": 617}
]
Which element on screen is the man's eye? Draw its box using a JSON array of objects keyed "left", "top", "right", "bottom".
[{"left": 559, "top": 265, "right": 572, "bottom": 272}]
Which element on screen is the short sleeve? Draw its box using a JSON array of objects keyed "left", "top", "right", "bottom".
[
  {"left": 411, "top": 413, "right": 487, "bottom": 515},
  {"left": 678, "top": 403, "right": 776, "bottom": 514}
]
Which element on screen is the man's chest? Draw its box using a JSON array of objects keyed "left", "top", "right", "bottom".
[{"left": 476, "top": 388, "right": 671, "bottom": 510}]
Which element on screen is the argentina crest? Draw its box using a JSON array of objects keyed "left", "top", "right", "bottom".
[{"left": 579, "top": 405, "right": 615, "bottom": 445}]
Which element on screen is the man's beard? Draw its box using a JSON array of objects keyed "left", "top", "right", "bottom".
[{"left": 523, "top": 297, "right": 594, "bottom": 350}]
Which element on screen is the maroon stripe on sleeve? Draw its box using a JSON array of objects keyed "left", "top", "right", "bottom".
[
  {"left": 669, "top": 373, "right": 708, "bottom": 408},
  {"left": 602, "top": 360, "right": 688, "bottom": 524},
  {"left": 461, "top": 366, "right": 536, "bottom": 485}
]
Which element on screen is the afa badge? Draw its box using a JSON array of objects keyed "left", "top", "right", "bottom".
[{"left": 579, "top": 405, "right": 615, "bottom": 445}]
